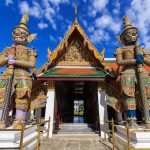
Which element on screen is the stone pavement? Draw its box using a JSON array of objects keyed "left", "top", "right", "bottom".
[{"left": 40, "top": 136, "right": 113, "bottom": 150}]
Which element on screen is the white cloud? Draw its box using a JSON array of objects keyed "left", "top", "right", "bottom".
[
  {"left": 5, "top": 0, "right": 13, "bottom": 6},
  {"left": 126, "top": 0, "right": 150, "bottom": 50},
  {"left": 88, "top": 26, "right": 94, "bottom": 33},
  {"left": 88, "top": 13, "right": 121, "bottom": 43},
  {"left": 95, "top": 15, "right": 121, "bottom": 34},
  {"left": 18, "top": 0, "right": 70, "bottom": 30},
  {"left": 49, "top": 0, "right": 69, "bottom": 6},
  {"left": 89, "top": 0, "right": 109, "bottom": 17},
  {"left": 82, "top": 19, "right": 87, "bottom": 27},
  {"left": 38, "top": 22, "right": 48, "bottom": 29},
  {"left": 90, "top": 29, "right": 110, "bottom": 43},
  {"left": 49, "top": 35, "right": 56, "bottom": 42},
  {"left": 43, "top": 0, "right": 56, "bottom": 29},
  {"left": 113, "top": 0, "right": 120, "bottom": 15},
  {"left": 18, "top": 1, "right": 42, "bottom": 18}
]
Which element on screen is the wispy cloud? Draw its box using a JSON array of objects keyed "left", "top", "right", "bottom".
[
  {"left": 49, "top": 35, "right": 56, "bottom": 42},
  {"left": 18, "top": 0, "right": 69, "bottom": 30},
  {"left": 38, "top": 22, "right": 48, "bottom": 29},
  {"left": 89, "top": 0, "right": 109, "bottom": 17},
  {"left": 5, "top": 0, "right": 13, "bottom": 6},
  {"left": 49, "top": 0, "right": 69, "bottom": 6},
  {"left": 95, "top": 15, "right": 121, "bottom": 34},
  {"left": 19, "top": 1, "right": 42, "bottom": 18},
  {"left": 113, "top": 0, "right": 120, "bottom": 15},
  {"left": 90, "top": 29, "right": 110, "bottom": 43},
  {"left": 89, "top": 14, "right": 121, "bottom": 43}
]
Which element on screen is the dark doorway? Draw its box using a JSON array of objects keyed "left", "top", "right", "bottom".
[{"left": 55, "top": 81, "right": 98, "bottom": 124}]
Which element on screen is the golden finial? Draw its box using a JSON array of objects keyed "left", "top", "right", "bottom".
[
  {"left": 75, "top": 6, "right": 78, "bottom": 19},
  {"left": 100, "top": 48, "right": 105, "bottom": 61},
  {"left": 123, "top": 16, "right": 132, "bottom": 29},
  {"left": 74, "top": 6, "right": 78, "bottom": 25},
  {"left": 20, "top": 12, "right": 29, "bottom": 25},
  {"left": 47, "top": 47, "right": 52, "bottom": 62}
]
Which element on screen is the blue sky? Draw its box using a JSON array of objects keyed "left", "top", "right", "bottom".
[{"left": 0, "top": 0, "right": 150, "bottom": 70}]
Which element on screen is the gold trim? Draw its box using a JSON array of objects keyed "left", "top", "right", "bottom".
[{"left": 36, "top": 18, "right": 106, "bottom": 75}]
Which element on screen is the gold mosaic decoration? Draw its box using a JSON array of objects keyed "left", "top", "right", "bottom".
[{"left": 57, "top": 40, "right": 98, "bottom": 66}]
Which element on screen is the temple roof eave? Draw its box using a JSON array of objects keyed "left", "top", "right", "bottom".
[{"left": 37, "top": 77, "right": 107, "bottom": 81}]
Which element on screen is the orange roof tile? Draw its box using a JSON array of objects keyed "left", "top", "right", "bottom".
[
  {"left": 107, "top": 61, "right": 150, "bottom": 72},
  {"left": 53, "top": 68, "right": 97, "bottom": 74}
]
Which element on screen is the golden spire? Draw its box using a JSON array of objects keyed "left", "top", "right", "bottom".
[
  {"left": 74, "top": 6, "right": 78, "bottom": 25},
  {"left": 20, "top": 12, "right": 29, "bottom": 25},
  {"left": 14, "top": 12, "right": 29, "bottom": 32},
  {"left": 123, "top": 16, "right": 132, "bottom": 29},
  {"left": 47, "top": 47, "right": 52, "bottom": 62}
]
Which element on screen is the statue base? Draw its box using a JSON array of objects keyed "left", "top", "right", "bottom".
[
  {"left": 144, "top": 123, "right": 150, "bottom": 129},
  {"left": 0, "top": 125, "right": 38, "bottom": 149},
  {"left": 114, "top": 125, "right": 150, "bottom": 150},
  {"left": 0, "top": 121, "right": 6, "bottom": 129}
]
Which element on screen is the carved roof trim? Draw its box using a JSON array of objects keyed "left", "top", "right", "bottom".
[{"left": 36, "top": 19, "right": 105, "bottom": 75}]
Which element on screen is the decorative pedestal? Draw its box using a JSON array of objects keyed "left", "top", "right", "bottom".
[
  {"left": 0, "top": 125, "right": 38, "bottom": 150},
  {"left": 114, "top": 125, "right": 150, "bottom": 150}
]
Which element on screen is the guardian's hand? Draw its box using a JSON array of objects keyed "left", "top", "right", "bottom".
[
  {"left": 8, "top": 55, "right": 15, "bottom": 65},
  {"left": 136, "top": 54, "right": 144, "bottom": 64}
]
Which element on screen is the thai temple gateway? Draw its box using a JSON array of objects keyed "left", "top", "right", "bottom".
[{"left": 0, "top": 8, "right": 150, "bottom": 149}]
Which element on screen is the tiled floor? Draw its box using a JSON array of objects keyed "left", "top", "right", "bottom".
[{"left": 40, "top": 136, "right": 112, "bottom": 150}]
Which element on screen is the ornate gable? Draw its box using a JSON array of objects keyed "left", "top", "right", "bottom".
[
  {"left": 36, "top": 16, "right": 111, "bottom": 75},
  {"left": 57, "top": 39, "right": 98, "bottom": 66}
]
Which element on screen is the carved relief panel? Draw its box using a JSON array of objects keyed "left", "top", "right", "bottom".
[{"left": 57, "top": 40, "right": 97, "bottom": 66}]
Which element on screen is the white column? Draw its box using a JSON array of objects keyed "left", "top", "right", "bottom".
[
  {"left": 98, "top": 86, "right": 108, "bottom": 139},
  {"left": 30, "top": 110, "right": 34, "bottom": 120},
  {"left": 45, "top": 81, "right": 55, "bottom": 138}
]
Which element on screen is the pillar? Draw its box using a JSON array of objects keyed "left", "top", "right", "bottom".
[
  {"left": 98, "top": 85, "right": 108, "bottom": 139},
  {"left": 30, "top": 110, "right": 34, "bottom": 120},
  {"left": 45, "top": 81, "right": 55, "bottom": 137}
]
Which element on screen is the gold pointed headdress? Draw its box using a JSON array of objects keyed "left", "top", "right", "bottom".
[
  {"left": 116, "top": 15, "right": 138, "bottom": 44},
  {"left": 123, "top": 16, "right": 133, "bottom": 30},
  {"left": 14, "top": 13, "right": 30, "bottom": 33}
]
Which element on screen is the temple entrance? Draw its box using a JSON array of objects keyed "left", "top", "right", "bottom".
[{"left": 54, "top": 81, "right": 99, "bottom": 134}]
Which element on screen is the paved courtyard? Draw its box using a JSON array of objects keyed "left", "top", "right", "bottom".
[{"left": 40, "top": 136, "right": 112, "bottom": 150}]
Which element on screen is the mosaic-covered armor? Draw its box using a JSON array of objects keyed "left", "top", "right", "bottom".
[
  {"left": 115, "top": 16, "right": 150, "bottom": 127},
  {"left": 0, "top": 13, "right": 37, "bottom": 129}
]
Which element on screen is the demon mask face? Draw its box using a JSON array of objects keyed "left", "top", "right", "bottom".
[
  {"left": 122, "top": 28, "right": 138, "bottom": 45},
  {"left": 12, "top": 28, "right": 29, "bottom": 45}
]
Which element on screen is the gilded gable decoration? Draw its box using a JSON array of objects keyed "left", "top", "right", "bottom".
[
  {"left": 36, "top": 12, "right": 109, "bottom": 75},
  {"left": 57, "top": 40, "right": 98, "bottom": 66}
]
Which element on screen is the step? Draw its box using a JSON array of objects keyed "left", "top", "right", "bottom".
[
  {"left": 53, "top": 133, "right": 99, "bottom": 138},
  {"left": 0, "top": 125, "right": 38, "bottom": 149},
  {"left": 0, "top": 125, "right": 37, "bottom": 142}
]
